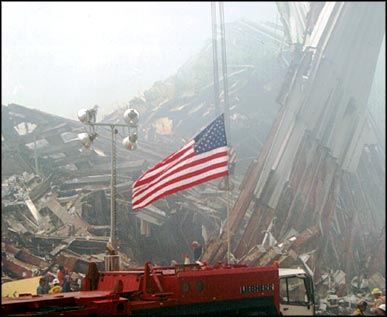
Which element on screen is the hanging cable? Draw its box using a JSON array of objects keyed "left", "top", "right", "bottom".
[
  {"left": 219, "top": 2, "right": 230, "bottom": 140},
  {"left": 211, "top": 2, "right": 221, "bottom": 115}
]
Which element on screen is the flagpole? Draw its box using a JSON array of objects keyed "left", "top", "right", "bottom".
[
  {"left": 226, "top": 175, "right": 231, "bottom": 264},
  {"left": 219, "top": 1, "right": 231, "bottom": 264}
]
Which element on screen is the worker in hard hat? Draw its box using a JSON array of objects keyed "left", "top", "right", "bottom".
[
  {"left": 352, "top": 300, "right": 368, "bottom": 316},
  {"left": 376, "top": 304, "right": 386, "bottom": 316},
  {"left": 48, "top": 278, "right": 62, "bottom": 294},
  {"left": 371, "top": 288, "right": 386, "bottom": 314}
]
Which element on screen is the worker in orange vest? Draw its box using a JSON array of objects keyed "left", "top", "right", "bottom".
[
  {"left": 376, "top": 304, "right": 386, "bottom": 316},
  {"left": 371, "top": 288, "right": 386, "bottom": 314}
]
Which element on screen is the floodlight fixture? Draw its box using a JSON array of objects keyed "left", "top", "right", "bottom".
[
  {"left": 123, "top": 108, "right": 139, "bottom": 126},
  {"left": 77, "top": 106, "right": 98, "bottom": 124},
  {"left": 78, "top": 132, "right": 97, "bottom": 148},
  {"left": 122, "top": 133, "right": 138, "bottom": 151},
  {"left": 76, "top": 104, "right": 139, "bottom": 270},
  {"left": 77, "top": 109, "right": 89, "bottom": 123}
]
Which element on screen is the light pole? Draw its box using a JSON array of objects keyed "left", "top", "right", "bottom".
[{"left": 77, "top": 106, "right": 139, "bottom": 270}]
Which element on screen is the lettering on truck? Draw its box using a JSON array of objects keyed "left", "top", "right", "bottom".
[{"left": 240, "top": 283, "right": 274, "bottom": 294}]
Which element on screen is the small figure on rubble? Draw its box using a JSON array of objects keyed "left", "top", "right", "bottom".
[
  {"left": 352, "top": 300, "right": 368, "bottom": 316},
  {"left": 36, "top": 277, "right": 49, "bottom": 294},
  {"left": 69, "top": 272, "right": 81, "bottom": 291},
  {"left": 57, "top": 265, "right": 66, "bottom": 286},
  {"left": 371, "top": 288, "right": 386, "bottom": 314},
  {"left": 360, "top": 274, "right": 370, "bottom": 294},
  {"left": 62, "top": 269, "right": 72, "bottom": 292},
  {"left": 376, "top": 304, "right": 386, "bottom": 316},
  {"left": 191, "top": 241, "right": 203, "bottom": 261},
  {"left": 57, "top": 265, "right": 71, "bottom": 292}
]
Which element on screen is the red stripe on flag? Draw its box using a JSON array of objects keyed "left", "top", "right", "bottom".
[
  {"left": 133, "top": 167, "right": 228, "bottom": 210},
  {"left": 133, "top": 149, "right": 228, "bottom": 198},
  {"left": 133, "top": 158, "right": 228, "bottom": 208},
  {"left": 134, "top": 142, "right": 194, "bottom": 187}
]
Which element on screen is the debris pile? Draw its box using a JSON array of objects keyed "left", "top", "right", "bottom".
[
  {"left": 201, "top": 2, "right": 385, "bottom": 314},
  {"left": 2, "top": 19, "right": 287, "bottom": 281},
  {"left": 1, "top": 7, "right": 385, "bottom": 315}
]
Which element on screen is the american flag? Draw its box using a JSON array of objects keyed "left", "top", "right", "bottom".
[{"left": 132, "top": 114, "right": 229, "bottom": 210}]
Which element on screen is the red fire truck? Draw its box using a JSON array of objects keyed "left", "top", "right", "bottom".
[{"left": 1, "top": 261, "right": 314, "bottom": 316}]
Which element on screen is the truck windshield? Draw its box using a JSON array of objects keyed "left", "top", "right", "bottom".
[{"left": 280, "top": 276, "right": 312, "bottom": 305}]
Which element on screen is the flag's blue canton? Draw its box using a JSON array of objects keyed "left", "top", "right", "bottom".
[{"left": 194, "top": 114, "right": 227, "bottom": 154}]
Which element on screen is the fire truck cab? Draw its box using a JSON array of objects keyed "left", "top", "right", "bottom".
[{"left": 279, "top": 268, "right": 315, "bottom": 316}]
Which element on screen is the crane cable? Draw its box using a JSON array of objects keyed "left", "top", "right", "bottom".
[
  {"left": 213, "top": 2, "right": 233, "bottom": 265},
  {"left": 211, "top": 2, "right": 230, "bottom": 137},
  {"left": 219, "top": 2, "right": 230, "bottom": 140},
  {"left": 211, "top": 2, "right": 221, "bottom": 116}
]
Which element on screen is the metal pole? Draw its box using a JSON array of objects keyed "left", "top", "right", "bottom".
[
  {"left": 226, "top": 175, "right": 231, "bottom": 264},
  {"left": 110, "top": 125, "right": 117, "bottom": 250},
  {"left": 33, "top": 135, "right": 39, "bottom": 175},
  {"left": 80, "top": 112, "right": 139, "bottom": 271},
  {"left": 219, "top": 1, "right": 231, "bottom": 264}
]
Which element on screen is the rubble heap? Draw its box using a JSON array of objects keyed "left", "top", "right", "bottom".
[
  {"left": 1, "top": 8, "right": 385, "bottom": 315},
  {"left": 201, "top": 2, "right": 385, "bottom": 315}
]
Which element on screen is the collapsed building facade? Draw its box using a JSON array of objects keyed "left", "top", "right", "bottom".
[
  {"left": 1, "top": 2, "right": 385, "bottom": 314},
  {"left": 201, "top": 2, "right": 386, "bottom": 312}
]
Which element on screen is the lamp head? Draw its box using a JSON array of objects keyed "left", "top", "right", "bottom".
[
  {"left": 77, "top": 109, "right": 89, "bottom": 123},
  {"left": 78, "top": 132, "right": 97, "bottom": 148},
  {"left": 124, "top": 108, "right": 139, "bottom": 126},
  {"left": 77, "top": 107, "right": 98, "bottom": 124},
  {"left": 122, "top": 135, "right": 137, "bottom": 151}
]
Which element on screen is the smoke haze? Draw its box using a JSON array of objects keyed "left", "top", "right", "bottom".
[{"left": 2, "top": 2, "right": 278, "bottom": 119}]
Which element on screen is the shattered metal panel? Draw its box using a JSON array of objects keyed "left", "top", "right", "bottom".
[
  {"left": 276, "top": 2, "right": 310, "bottom": 45},
  {"left": 204, "top": 2, "right": 385, "bottom": 293}
]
